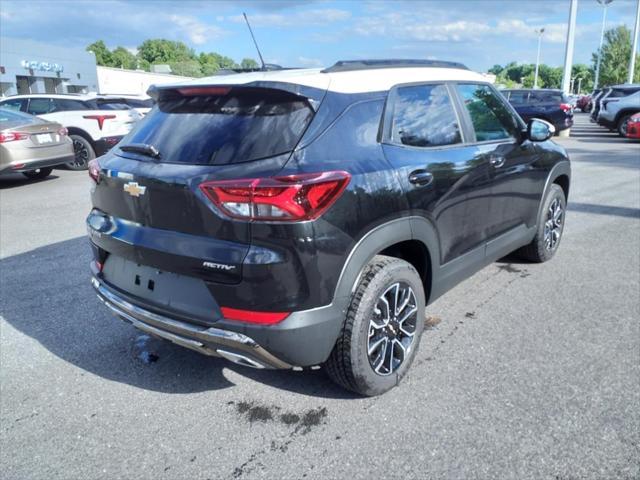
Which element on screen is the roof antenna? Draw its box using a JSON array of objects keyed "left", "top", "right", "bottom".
[{"left": 242, "top": 12, "right": 266, "bottom": 70}]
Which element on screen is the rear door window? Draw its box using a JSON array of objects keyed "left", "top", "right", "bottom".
[
  {"left": 506, "top": 91, "right": 529, "bottom": 105},
  {"left": 26, "top": 98, "right": 54, "bottom": 115},
  {"left": 51, "top": 99, "right": 91, "bottom": 112},
  {"left": 389, "top": 84, "right": 462, "bottom": 147},
  {"left": 118, "top": 87, "right": 314, "bottom": 165},
  {"left": 456, "top": 84, "right": 521, "bottom": 142}
]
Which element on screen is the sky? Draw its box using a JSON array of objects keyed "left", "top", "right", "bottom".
[{"left": 0, "top": 0, "right": 638, "bottom": 72}]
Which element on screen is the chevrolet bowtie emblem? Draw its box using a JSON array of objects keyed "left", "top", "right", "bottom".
[{"left": 123, "top": 182, "right": 146, "bottom": 197}]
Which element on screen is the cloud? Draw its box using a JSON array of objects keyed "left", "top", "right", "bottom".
[
  {"left": 297, "top": 56, "right": 324, "bottom": 67},
  {"left": 169, "top": 14, "right": 226, "bottom": 44},
  {"left": 229, "top": 8, "right": 351, "bottom": 27}
]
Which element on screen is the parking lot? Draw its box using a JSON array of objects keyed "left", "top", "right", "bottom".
[{"left": 1, "top": 112, "right": 639, "bottom": 479}]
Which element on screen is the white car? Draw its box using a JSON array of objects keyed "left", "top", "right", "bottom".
[{"left": 0, "top": 94, "right": 142, "bottom": 169}]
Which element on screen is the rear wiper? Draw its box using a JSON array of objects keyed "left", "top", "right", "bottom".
[{"left": 119, "top": 143, "right": 161, "bottom": 159}]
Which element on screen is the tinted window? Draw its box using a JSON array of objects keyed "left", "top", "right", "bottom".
[
  {"left": 0, "top": 99, "right": 26, "bottom": 112},
  {"left": 118, "top": 87, "right": 314, "bottom": 165},
  {"left": 390, "top": 84, "right": 461, "bottom": 147},
  {"left": 506, "top": 91, "right": 529, "bottom": 104},
  {"left": 609, "top": 87, "right": 640, "bottom": 98},
  {"left": 85, "top": 99, "right": 131, "bottom": 110},
  {"left": 529, "top": 91, "right": 567, "bottom": 104},
  {"left": 125, "top": 98, "right": 154, "bottom": 108},
  {"left": 51, "top": 99, "right": 90, "bottom": 112},
  {"left": 457, "top": 84, "right": 520, "bottom": 142},
  {"left": 27, "top": 98, "right": 54, "bottom": 115}
]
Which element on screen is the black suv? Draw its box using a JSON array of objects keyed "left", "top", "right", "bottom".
[
  {"left": 87, "top": 60, "right": 570, "bottom": 396},
  {"left": 502, "top": 89, "right": 574, "bottom": 134}
]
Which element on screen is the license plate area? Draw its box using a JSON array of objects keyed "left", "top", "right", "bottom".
[
  {"left": 102, "top": 255, "right": 221, "bottom": 324},
  {"left": 35, "top": 133, "right": 54, "bottom": 144}
]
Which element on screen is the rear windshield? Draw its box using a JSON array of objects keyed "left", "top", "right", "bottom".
[{"left": 117, "top": 87, "right": 314, "bottom": 165}]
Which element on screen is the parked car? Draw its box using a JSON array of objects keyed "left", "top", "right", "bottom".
[
  {"left": 576, "top": 94, "right": 591, "bottom": 112},
  {"left": 93, "top": 94, "right": 155, "bottom": 116},
  {"left": 595, "top": 84, "right": 640, "bottom": 136},
  {"left": 590, "top": 88, "right": 609, "bottom": 122},
  {"left": 624, "top": 112, "right": 640, "bottom": 139},
  {"left": 501, "top": 88, "right": 574, "bottom": 133},
  {"left": 0, "top": 94, "right": 142, "bottom": 170},
  {"left": 0, "top": 108, "right": 74, "bottom": 179},
  {"left": 87, "top": 59, "right": 570, "bottom": 396}
]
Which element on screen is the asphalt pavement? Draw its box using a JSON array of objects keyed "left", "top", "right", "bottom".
[{"left": 1, "top": 113, "right": 639, "bottom": 480}]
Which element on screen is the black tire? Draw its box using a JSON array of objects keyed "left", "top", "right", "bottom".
[
  {"left": 67, "top": 134, "right": 95, "bottom": 170},
  {"left": 516, "top": 184, "right": 566, "bottom": 263},
  {"left": 325, "top": 255, "right": 426, "bottom": 396},
  {"left": 22, "top": 167, "right": 53, "bottom": 180},
  {"left": 617, "top": 114, "right": 632, "bottom": 137}
]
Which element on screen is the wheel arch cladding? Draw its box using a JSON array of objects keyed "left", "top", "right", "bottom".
[
  {"left": 66, "top": 127, "right": 95, "bottom": 146},
  {"left": 553, "top": 174, "right": 570, "bottom": 201}
]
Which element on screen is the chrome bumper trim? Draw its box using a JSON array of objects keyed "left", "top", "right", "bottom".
[{"left": 91, "top": 277, "right": 292, "bottom": 369}]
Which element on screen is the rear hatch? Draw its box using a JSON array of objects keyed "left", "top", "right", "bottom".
[{"left": 89, "top": 84, "right": 319, "bottom": 291}]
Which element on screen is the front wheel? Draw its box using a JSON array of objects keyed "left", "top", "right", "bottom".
[
  {"left": 67, "top": 135, "right": 95, "bottom": 170},
  {"left": 617, "top": 114, "right": 632, "bottom": 137},
  {"left": 325, "top": 255, "right": 425, "bottom": 396},
  {"left": 516, "top": 184, "right": 566, "bottom": 263},
  {"left": 22, "top": 167, "right": 53, "bottom": 180}
]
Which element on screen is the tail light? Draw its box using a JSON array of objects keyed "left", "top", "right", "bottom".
[
  {"left": 58, "top": 127, "right": 68, "bottom": 136},
  {"left": 83, "top": 114, "right": 116, "bottom": 130},
  {"left": 220, "top": 307, "right": 290, "bottom": 325},
  {"left": 560, "top": 103, "right": 572, "bottom": 113},
  {"left": 88, "top": 159, "right": 101, "bottom": 183},
  {"left": 0, "top": 131, "right": 29, "bottom": 143},
  {"left": 200, "top": 171, "right": 351, "bottom": 222}
]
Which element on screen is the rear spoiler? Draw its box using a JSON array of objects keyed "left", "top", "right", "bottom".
[{"left": 147, "top": 81, "right": 327, "bottom": 111}]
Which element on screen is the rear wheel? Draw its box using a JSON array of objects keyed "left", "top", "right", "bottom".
[
  {"left": 617, "top": 114, "right": 632, "bottom": 137},
  {"left": 67, "top": 135, "right": 95, "bottom": 170},
  {"left": 516, "top": 184, "right": 566, "bottom": 263},
  {"left": 22, "top": 167, "right": 53, "bottom": 180},
  {"left": 325, "top": 255, "right": 425, "bottom": 396}
]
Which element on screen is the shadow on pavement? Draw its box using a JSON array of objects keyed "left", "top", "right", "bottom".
[
  {"left": 0, "top": 174, "right": 61, "bottom": 189},
  {"left": 0, "top": 236, "right": 357, "bottom": 399},
  {"left": 569, "top": 202, "right": 640, "bottom": 219}
]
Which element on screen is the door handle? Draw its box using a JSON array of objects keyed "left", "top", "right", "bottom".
[
  {"left": 489, "top": 155, "right": 506, "bottom": 168},
  {"left": 408, "top": 170, "right": 434, "bottom": 186}
]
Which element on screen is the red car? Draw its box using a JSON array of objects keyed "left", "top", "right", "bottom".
[
  {"left": 625, "top": 112, "right": 640, "bottom": 139},
  {"left": 576, "top": 95, "right": 591, "bottom": 112}
]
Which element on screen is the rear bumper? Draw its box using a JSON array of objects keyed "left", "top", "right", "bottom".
[
  {"left": 91, "top": 269, "right": 347, "bottom": 368},
  {"left": 0, "top": 154, "right": 75, "bottom": 174},
  {"left": 95, "top": 136, "right": 124, "bottom": 156},
  {"left": 92, "top": 275, "right": 293, "bottom": 369}
]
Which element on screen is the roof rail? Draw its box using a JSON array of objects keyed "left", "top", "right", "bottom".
[{"left": 322, "top": 59, "right": 469, "bottom": 73}]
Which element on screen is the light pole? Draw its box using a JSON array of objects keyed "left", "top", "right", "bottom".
[
  {"left": 561, "top": 0, "right": 578, "bottom": 94},
  {"left": 578, "top": 76, "right": 583, "bottom": 94},
  {"left": 594, "top": 0, "right": 613, "bottom": 90},
  {"left": 628, "top": 0, "right": 639, "bottom": 84},
  {"left": 534, "top": 28, "right": 545, "bottom": 89}
]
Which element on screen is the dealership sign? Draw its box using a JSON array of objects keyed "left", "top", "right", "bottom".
[{"left": 21, "top": 60, "right": 64, "bottom": 73}]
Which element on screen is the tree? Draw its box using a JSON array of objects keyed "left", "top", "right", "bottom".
[
  {"left": 571, "top": 64, "right": 594, "bottom": 94},
  {"left": 488, "top": 64, "right": 504, "bottom": 75},
  {"left": 110, "top": 47, "right": 138, "bottom": 70},
  {"left": 87, "top": 40, "right": 112, "bottom": 66},
  {"left": 592, "top": 25, "right": 640, "bottom": 86},
  {"left": 169, "top": 60, "right": 203, "bottom": 77},
  {"left": 537, "top": 64, "right": 563, "bottom": 89},
  {"left": 137, "top": 39, "right": 196, "bottom": 65},
  {"left": 240, "top": 58, "right": 259, "bottom": 69}
]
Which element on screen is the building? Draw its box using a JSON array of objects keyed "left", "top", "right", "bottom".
[
  {"left": 97, "top": 66, "right": 193, "bottom": 96},
  {"left": 0, "top": 37, "right": 98, "bottom": 96}
]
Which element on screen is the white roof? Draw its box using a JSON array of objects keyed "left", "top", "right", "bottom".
[{"left": 160, "top": 66, "right": 489, "bottom": 94}]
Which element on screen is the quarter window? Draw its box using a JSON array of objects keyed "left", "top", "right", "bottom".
[
  {"left": 390, "top": 84, "right": 461, "bottom": 147},
  {"left": 0, "top": 99, "right": 26, "bottom": 112},
  {"left": 457, "top": 84, "right": 520, "bottom": 142}
]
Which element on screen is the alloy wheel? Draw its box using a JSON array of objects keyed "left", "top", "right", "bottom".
[
  {"left": 71, "top": 139, "right": 90, "bottom": 169},
  {"left": 367, "top": 282, "right": 418, "bottom": 376},
  {"left": 544, "top": 197, "right": 563, "bottom": 251}
]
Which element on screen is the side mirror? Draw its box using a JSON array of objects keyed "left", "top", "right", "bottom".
[{"left": 527, "top": 118, "right": 556, "bottom": 142}]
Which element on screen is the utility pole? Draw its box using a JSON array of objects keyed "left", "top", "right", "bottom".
[
  {"left": 561, "top": 0, "right": 578, "bottom": 93},
  {"left": 594, "top": 0, "right": 613, "bottom": 89},
  {"left": 628, "top": 0, "right": 640, "bottom": 84},
  {"left": 534, "top": 28, "right": 545, "bottom": 89},
  {"left": 578, "top": 77, "right": 583, "bottom": 94}
]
